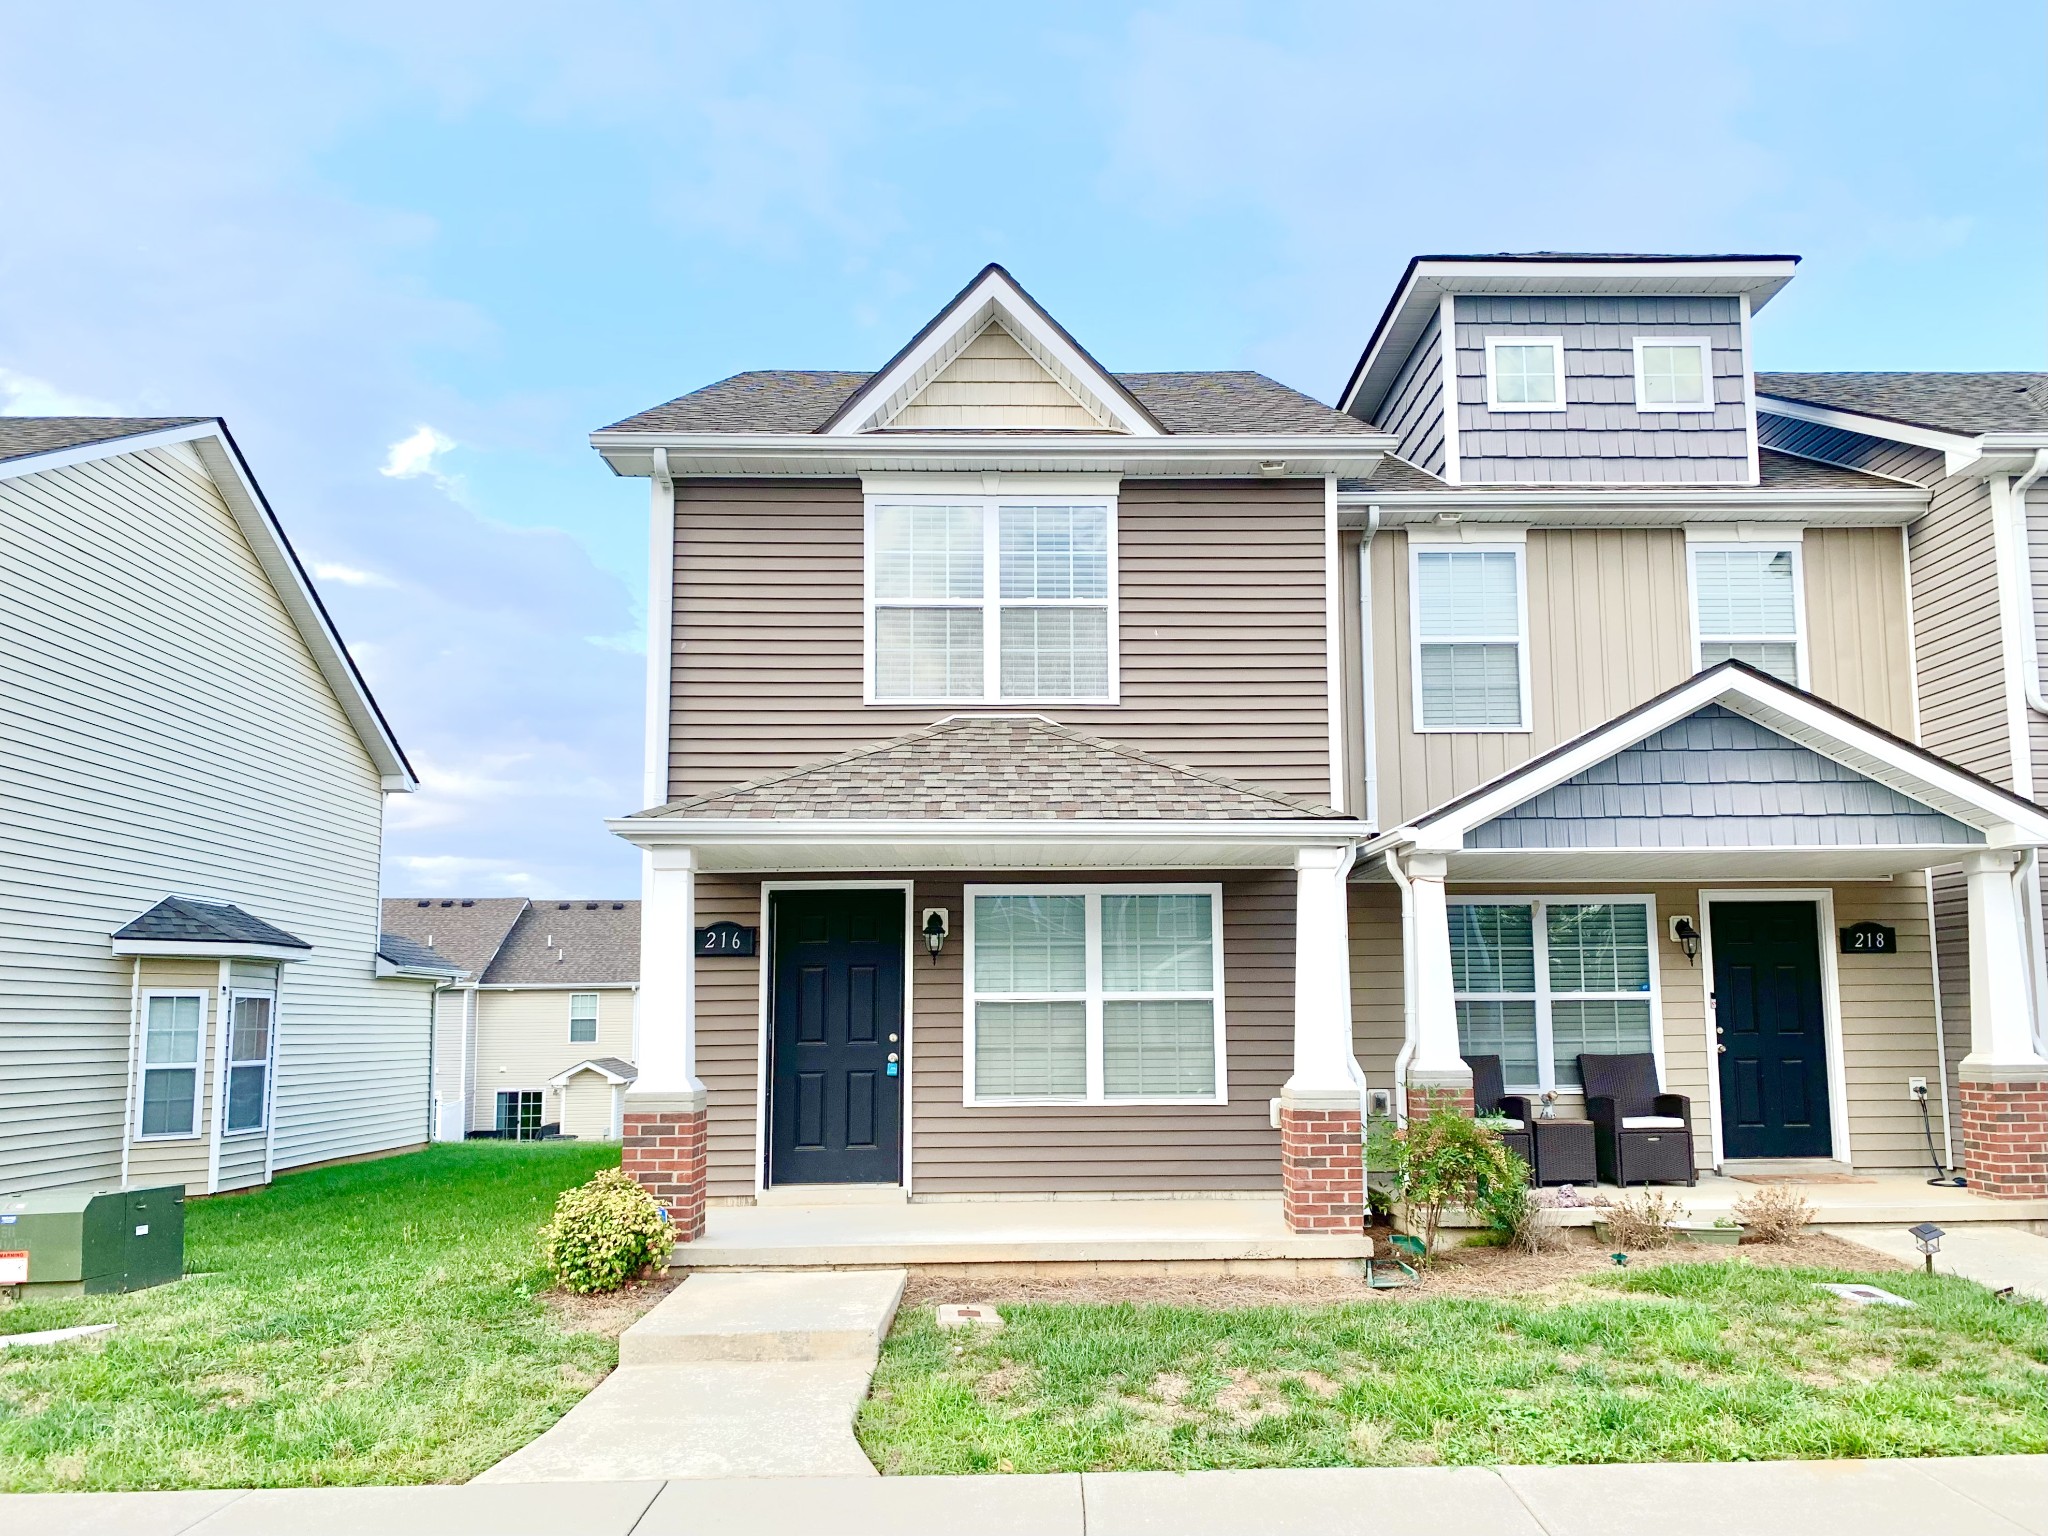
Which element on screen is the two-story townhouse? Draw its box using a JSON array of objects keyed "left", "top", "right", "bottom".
[
  {"left": 596, "top": 258, "right": 2048, "bottom": 1248},
  {"left": 0, "top": 417, "right": 458, "bottom": 1198}
]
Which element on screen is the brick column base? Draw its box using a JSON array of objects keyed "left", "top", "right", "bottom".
[
  {"left": 1408, "top": 1079, "right": 1475, "bottom": 1118},
  {"left": 1957, "top": 1070, "right": 2048, "bottom": 1199},
  {"left": 1279, "top": 1094, "right": 1364, "bottom": 1233},
  {"left": 622, "top": 1096, "right": 708, "bottom": 1241}
]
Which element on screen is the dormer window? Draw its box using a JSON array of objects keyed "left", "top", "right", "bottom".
[
  {"left": 1483, "top": 337, "right": 1565, "bottom": 412},
  {"left": 1634, "top": 338, "right": 1715, "bottom": 412},
  {"left": 867, "top": 494, "right": 1117, "bottom": 704}
]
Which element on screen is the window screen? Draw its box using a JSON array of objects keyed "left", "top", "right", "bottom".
[
  {"left": 224, "top": 994, "right": 272, "bottom": 1134},
  {"left": 1694, "top": 547, "right": 1800, "bottom": 683}
]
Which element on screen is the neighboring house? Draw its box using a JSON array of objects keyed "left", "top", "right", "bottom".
[
  {"left": 379, "top": 897, "right": 639, "bottom": 1140},
  {"left": 0, "top": 417, "right": 450, "bottom": 1196},
  {"left": 591, "top": 258, "right": 2048, "bottom": 1243}
]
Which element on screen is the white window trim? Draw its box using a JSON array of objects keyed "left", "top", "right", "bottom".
[
  {"left": 1448, "top": 894, "right": 1665, "bottom": 1097},
  {"left": 1482, "top": 335, "right": 1567, "bottom": 414},
  {"left": 1408, "top": 539, "right": 1532, "bottom": 734},
  {"left": 1686, "top": 537, "right": 1809, "bottom": 689},
  {"left": 220, "top": 989, "right": 276, "bottom": 1139},
  {"left": 963, "top": 882, "right": 1227, "bottom": 1107},
  {"left": 568, "top": 991, "right": 600, "bottom": 1045},
  {"left": 136, "top": 989, "right": 207, "bottom": 1143},
  {"left": 862, "top": 492, "right": 1121, "bottom": 706},
  {"left": 1632, "top": 335, "right": 1718, "bottom": 414}
]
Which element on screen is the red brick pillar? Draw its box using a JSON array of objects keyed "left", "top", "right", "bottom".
[
  {"left": 1957, "top": 1068, "right": 2048, "bottom": 1199},
  {"left": 1407, "top": 1076, "right": 1475, "bottom": 1118},
  {"left": 622, "top": 1092, "right": 708, "bottom": 1240},
  {"left": 1279, "top": 1092, "right": 1364, "bottom": 1233}
]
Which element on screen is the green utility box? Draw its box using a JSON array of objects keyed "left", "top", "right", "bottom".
[{"left": 0, "top": 1185, "right": 184, "bottom": 1299}]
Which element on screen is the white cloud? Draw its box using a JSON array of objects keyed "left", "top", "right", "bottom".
[
  {"left": 0, "top": 365, "right": 114, "bottom": 415},
  {"left": 380, "top": 424, "right": 458, "bottom": 484},
  {"left": 389, "top": 853, "right": 538, "bottom": 896},
  {"left": 311, "top": 561, "right": 394, "bottom": 587}
]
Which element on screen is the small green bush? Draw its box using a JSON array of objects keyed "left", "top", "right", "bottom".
[
  {"left": 543, "top": 1168, "right": 671, "bottom": 1294},
  {"left": 1368, "top": 1106, "right": 1526, "bottom": 1260}
]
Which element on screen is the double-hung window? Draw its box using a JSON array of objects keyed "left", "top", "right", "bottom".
[
  {"left": 1411, "top": 543, "right": 1528, "bottom": 730},
  {"left": 868, "top": 496, "right": 1115, "bottom": 703},
  {"left": 966, "top": 884, "right": 1225, "bottom": 1105},
  {"left": 1633, "top": 337, "right": 1716, "bottom": 412},
  {"left": 1483, "top": 337, "right": 1565, "bottom": 412},
  {"left": 569, "top": 992, "right": 599, "bottom": 1044},
  {"left": 138, "top": 992, "right": 204, "bottom": 1138},
  {"left": 223, "top": 993, "right": 273, "bottom": 1135},
  {"left": 1690, "top": 541, "right": 1804, "bottom": 685},
  {"left": 1450, "top": 898, "right": 1660, "bottom": 1094}
]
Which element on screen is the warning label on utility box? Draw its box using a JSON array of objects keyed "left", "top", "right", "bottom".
[{"left": 0, "top": 1252, "right": 27, "bottom": 1284}]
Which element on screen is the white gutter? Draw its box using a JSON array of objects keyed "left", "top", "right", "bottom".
[{"left": 1383, "top": 847, "right": 1417, "bottom": 1125}]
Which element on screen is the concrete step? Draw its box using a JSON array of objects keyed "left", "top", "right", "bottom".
[{"left": 620, "top": 1270, "right": 906, "bottom": 1364}]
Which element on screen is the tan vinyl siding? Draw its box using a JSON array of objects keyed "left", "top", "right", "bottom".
[
  {"left": 668, "top": 479, "right": 1332, "bottom": 802},
  {"left": 468, "top": 987, "right": 636, "bottom": 1133},
  {"left": 560, "top": 1072, "right": 621, "bottom": 1140},
  {"left": 0, "top": 444, "right": 427, "bottom": 1191},
  {"left": 1909, "top": 474, "right": 2012, "bottom": 786},
  {"left": 1369, "top": 525, "right": 1919, "bottom": 825},
  {"left": 888, "top": 323, "right": 1106, "bottom": 430},
  {"left": 690, "top": 872, "right": 1293, "bottom": 1199},
  {"left": 1349, "top": 878, "right": 1942, "bottom": 1172},
  {"left": 126, "top": 960, "right": 218, "bottom": 1195}
]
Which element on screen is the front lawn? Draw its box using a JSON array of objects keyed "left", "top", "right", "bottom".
[
  {"left": 860, "top": 1257, "right": 2048, "bottom": 1472},
  {"left": 0, "top": 1142, "right": 626, "bottom": 1491}
]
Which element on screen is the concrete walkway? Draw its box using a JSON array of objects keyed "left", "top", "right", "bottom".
[
  {"left": 8, "top": 1457, "right": 2047, "bottom": 1534},
  {"left": 475, "top": 1269, "right": 905, "bottom": 1482},
  {"left": 1823, "top": 1223, "right": 2048, "bottom": 1301}
]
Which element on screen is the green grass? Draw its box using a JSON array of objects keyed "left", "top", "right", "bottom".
[
  {"left": 0, "top": 1142, "right": 622, "bottom": 1491},
  {"left": 859, "top": 1262, "right": 2048, "bottom": 1473}
]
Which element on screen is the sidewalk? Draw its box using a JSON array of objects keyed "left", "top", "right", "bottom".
[
  {"left": 1821, "top": 1223, "right": 2048, "bottom": 1302},
  {"left": 7, "top": 1458, "right": 2046, "bottom": 1535}
]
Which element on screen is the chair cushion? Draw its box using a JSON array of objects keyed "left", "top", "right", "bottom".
[
  {"left": 1621, "top": 1115, "right": 1686, "bottom": 1130},
  {"left": 1494, "top": 1117, "right": 1525, "bottom": 1131}
]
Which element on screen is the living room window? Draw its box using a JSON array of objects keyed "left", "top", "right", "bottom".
[
  {"left": 1410, "top": 543, "right": 1528, "bottom": 731},
  {"left": 1690, "top": 541, "right": 1805, "bottom": 685},
  {"left": 1449, "top": 898, "right": 1661, "bottom": 1094},
  {"left": 867, "top": 496, "right": 1116, "bottom": 703},
  {"left": 138, "top": 991, "right": 205, "bottom": 1139},
  {"left": 964, "top": 884, "right": 1225, "bottom": 1105}
]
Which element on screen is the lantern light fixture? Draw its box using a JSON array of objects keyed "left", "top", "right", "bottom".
[{"left": 921, "top": 907, "right": 950, "bottom": 964}]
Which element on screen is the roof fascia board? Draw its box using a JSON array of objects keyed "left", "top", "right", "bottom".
[
  {"left": 609, "top": 816, "right": 1370, "bottom": 845},
  {"left": 0, "top": 420, "right": 216, "bottom": 482},
  {"left": 820, "top": 266, "right": 1165, "bottom": 437},
  {"left": 548, "top": 1062, "right": 634, "bottom": 1087},
  {"left": 1756, "top": 395, "right": 1984, "bottom": 471},
  {"left": 376, "top": 959, "right": 462, "bottom": 979},
  {"left": 112, "top": 939, "right": 313, "bottom": 962},
  {"left": 1397, "top": 668, "right": 2048, "bottom": 851},
  {"left": 592, "top": 433, "right": 1393, "bottom": 480}
]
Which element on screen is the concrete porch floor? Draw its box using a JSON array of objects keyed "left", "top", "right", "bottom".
[{"left": 673, "top": 1176, "right": 2045, "bottom": 1271}]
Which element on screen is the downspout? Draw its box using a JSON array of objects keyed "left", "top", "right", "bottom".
[
  {"left": 2003, "top": 448, "right": 2048, "bottom": 1054},
  {"left": 1359, "top": 506, "right": 1380, "bottom": 828},
  {"left": 1384, "top": 847, "right": 1416, "bottom": 1124}
]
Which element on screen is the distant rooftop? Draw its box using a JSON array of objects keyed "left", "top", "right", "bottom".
[{"left": 1758, "top": 373, "right": 2048, "bottom": 437}]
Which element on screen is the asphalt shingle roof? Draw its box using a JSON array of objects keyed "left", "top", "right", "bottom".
[
  {"left": 380, "top": 897, "right": 529, "bottom": 980},
  {"left": 115, "top": 896, "right": 310, "bottom": 950},
  {"left": 558, "top": 1056, "right": 638, "bottom": 1083},
  {"left": 483, "top": 901, "right": 639, "bottom": 986},
  {"left": 1757, "top": 373, "right": 2048, "bottom": 436},
  {"left": 376, "top": 932, "right": 462, "bottom": 974},
  {"left": 0, "top": 416, "right": 206, "bottom": 464},
  {"left": 639, "top": 715, "right": 1338, "bottom": 821},
  {"left": 1336, "top": 448, "right": 1908, "bottom": 495},
  {"left": 602, "top": 370, "right": 1368, "bottom": 436}
]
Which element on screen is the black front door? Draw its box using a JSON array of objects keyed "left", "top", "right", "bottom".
[
  {"left": 769, "top": 889, "right": 905, "bottom": 1185},
  {"left": 1711, "top": 901, "right": 1832, "bottom": 1159}
]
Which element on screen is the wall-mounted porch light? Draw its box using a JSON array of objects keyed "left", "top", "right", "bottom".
[
  {"left": 1669, "top": 915, "right": 1701, "bottom": 964},
  {"left": 921, "top": 907, "right": 950, "bottom": 964}
]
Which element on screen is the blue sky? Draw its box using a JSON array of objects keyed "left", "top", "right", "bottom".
[{"left": 2, "top": 2, "right": 2041, "bottom": 896}]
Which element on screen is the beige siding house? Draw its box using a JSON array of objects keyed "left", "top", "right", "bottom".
[
  {"left": 0, "top": 417, "right": 452, "bottom": 1197},
  {"left": 380, "top": 898, "right": 638, "bottom": 1140},
  {"left": 592, "top": 259, "right": 2048, "bottom": 1248}
]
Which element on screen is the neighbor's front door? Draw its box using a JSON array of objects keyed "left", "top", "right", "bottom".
[
  {"left": 768, "top": 888, "right": 905, "bottom": 1185},
  {"left": 1710, "top": 901, "right": 1832, "bottom": 1160}
]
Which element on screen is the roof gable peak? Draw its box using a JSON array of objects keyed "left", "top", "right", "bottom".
[{"left": 820, "top": 264, "right": 1165, "bottom": 437}]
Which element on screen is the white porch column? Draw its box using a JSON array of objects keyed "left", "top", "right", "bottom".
[
  {"left": 1963, "top": 849, "right": 2048, "bottom": 1069},
  {"left": 1284, "top": 844, "right": 1360, "bottom": 1102},
  {"left": 630, "top": 844, "right": 706, "bottom": 1101},
  {"left": 1405, "top": 850, "right": 1470, "bottom": 1092}
]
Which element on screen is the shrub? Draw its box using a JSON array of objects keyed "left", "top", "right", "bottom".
[
  {"left": 1368, "top": 1106, "right": 1526, "bottom": 1260},
  {"left": 544, "top": 1168, "right": 671, "bottom": 1294},
  {"left": 1475, "top": 1161, "right": 1559, "bottom": 1254},
  {"left": 1731, "top": 1182, "right": 1814, "bottom": 1244},
  {"left": 1602, "top": 1190, "right": 1688, "bottom": 1250}
]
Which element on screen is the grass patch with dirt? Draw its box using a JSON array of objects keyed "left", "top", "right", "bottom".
[
  {"left": 0, "top": 1141, "right": 652, "bottom": 1491},
  {"left": 859, "top": 1246, "right": 2048, "bottom": 1473}
]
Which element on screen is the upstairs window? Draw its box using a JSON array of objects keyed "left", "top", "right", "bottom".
[
  {"left": 1691, "top": 543, "right": 1805, "bottom": 685},
  {"left": 139, "top": 992, "right": 204, "bottom": 1139},
  {"left": 1634, "top": 338, "right": 1716, "bottom": 412},
  {"left": 868, "top": 496, "right": 1115, "bottom": 703},
  {"left": 1483, "top": 337, "right": 1565, "bottom": 412},
  {"left": 1411, "top": 545, "right": 1528, "bottom": 731},
  {"left": 569, "top": 992, "right": 599, "bottom": 1044}
]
